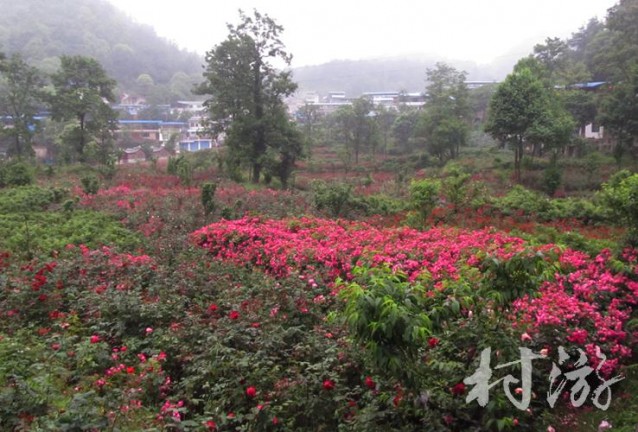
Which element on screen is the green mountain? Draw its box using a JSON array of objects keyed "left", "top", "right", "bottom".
[{"left": 0, "top": 0, "right": 203, "bottom": 101}]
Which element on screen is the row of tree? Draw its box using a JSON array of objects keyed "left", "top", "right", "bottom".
[
  {"left": 486, "top": 0, "right": 638, "bottom": 180},
  {"left": 0, "top": 53, "right": 117, "bottom": 162},
  {"left": 294, "top": 64, "right": 479, "bottom": 168},
  {"left": 287, "top": 0, "right": 638, "bottom": 178}
]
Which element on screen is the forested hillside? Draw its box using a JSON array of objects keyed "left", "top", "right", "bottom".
[{"left": 0, "top": 0, "right": 202, "bottom": 102}]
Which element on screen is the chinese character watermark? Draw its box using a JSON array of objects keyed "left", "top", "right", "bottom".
[{"left": 463, "top": 346, "right": 624, "bottom": 411}]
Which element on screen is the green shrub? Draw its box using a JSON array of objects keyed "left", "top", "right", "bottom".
[
  {"left": 176, "top": 158, "right": 193, "bottom": 186},
  {"left": 80, "top": 174, "right": 100, "bottom": 195},
  {"left": 598, "top": 170, "right": 638, "bottom": 245},
  {"left": 311, "top": 181, "right": 354, "bottom": 218},
  {"left": 493, "top": 185, "right": 550, "bottom": 217},
  {"left": 541, "top": 164, "right": 561, "bottom": 196},
  {"left": 407, "top": 178, "right": 441, "bottom": 226},
  {"left": 0, "top": 161, "right": 34, "bottom": 187},
  {"left": 356, "top": 194, "right": 405, "bottom": 216},
  {"left": 0, "top": 186, "right": 67, "bottom": 213},
  {"left": 201, "top": 182, "right": 218, "bottom": 215},
  {"left": 0, "top": 211, "right": 142, "bottom": 257}
]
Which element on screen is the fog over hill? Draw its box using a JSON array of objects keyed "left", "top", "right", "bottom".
[
  {"left": 291, "top": 40, "right": 534, "bottom": 98},
  {"left": 0, "top": 0, "right": 544, "bottom": 101},
  {"left": 0, "top": 0, "right": 202, "bottom": 98}
]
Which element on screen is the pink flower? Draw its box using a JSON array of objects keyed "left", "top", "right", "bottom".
[
  {"left": 90, "top": 335, "right": 101, "bottom": 344},
  {"left": 567, "top": 329, "right": 589, "bottom": 345},
  {"left": 364, "top": 376, "right": 376, "bottom": 390},
  {"left": 322, "top": 379, "right": 335, "bottom": 391},
  {"left": 451, "top": 382, "right": 466, "bottom": 396},
  {"left": 145, "top": 327, "right": 153, "bottom": 335},
  {"left": 520, "top": 332, "right": 532, "bottom": 342},
  {"left": 246, "top": 386, "right": 257, "bottom": 398}
]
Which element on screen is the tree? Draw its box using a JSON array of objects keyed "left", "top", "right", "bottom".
[
  {"left": 598, "top": 63, "right": 638, "bottom": 163},
  {"left": 391, "top": 110, "right": 419, "bottom": 153},
  {"left": 197, "top": 9, "right": 301, "bottom": 184},
  {"left": 49, "top": 55, "right": 117, "bottom": 161},
  {"left": 0, "top": 53, "right": 46, "bottom": 158},
  {"left": 296, "top": 103, "right": 322, "bottom": 157},
  {"left": 484, "top": 67, "right": 549, "bottom": 182},
  {"left": 604, "top": 0, "right": 638, "bottom": 81},
  {"left": 415, "top": 63, "right": 470, "bottom": 162},
  {"left": 332, "top": 98, "right": 379, "bottom": 164},
  {"left": 373, "top": 105, "right": 397, "bottom": 156}
]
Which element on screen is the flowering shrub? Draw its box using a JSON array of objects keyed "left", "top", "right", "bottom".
[
  {"left": 191, "top": 218, "right": 638, "bottom": 428},
  {"left": 191, "top": 216, "right": 527, "bottom": 284}
]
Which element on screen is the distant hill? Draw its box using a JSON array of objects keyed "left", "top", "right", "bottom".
[
  {"left": 0, "top": 0, "right": 203, "bottom": 100},
  {"left": 291, "top": 48, "right": 532, "bottom": 97}
]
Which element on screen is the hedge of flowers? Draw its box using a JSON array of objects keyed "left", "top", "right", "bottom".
[{"left": 192, "top": 217, "right": 638, "bottom": 376}]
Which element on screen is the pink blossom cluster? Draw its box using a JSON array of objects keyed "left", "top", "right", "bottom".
[
  {"left": 513, "top": 248, "right": 638, "bottom": 373},
  {"left": 191, "top": 216, "right": 526, "bottom": 283},
  {"left": 192, "top": 217, "right": 638, "bottom": 373}
]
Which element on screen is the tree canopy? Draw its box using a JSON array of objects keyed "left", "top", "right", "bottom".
[
  {"left": 415, "top": 63, "right": 470, "bottom": 163},
  {"left": 0, "top": 53, "right": 46, "bottom": 157},
  {"left": 49, "top": 55, "right": 117, "bottom": 162},
  {"left": 197, "top": 10, "right": 302, "bottom": 186}
]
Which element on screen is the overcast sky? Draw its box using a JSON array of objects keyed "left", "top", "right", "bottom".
[{"left": 106, "top": 0, "right": 617, "bottom": 68}]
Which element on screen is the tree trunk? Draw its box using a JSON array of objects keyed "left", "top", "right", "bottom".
[
  {"left": 79, "top": 113, "right": 86, "bottom": 157},
  {"left": 515, "top": 137, "right": 523, "bottom": 183},
  {"left": 251, "top": 163, "right": 261, "bottom": 184}
]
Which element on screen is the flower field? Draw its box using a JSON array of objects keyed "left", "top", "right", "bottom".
[{"left": 1, "top": 165, "right": 637, "bottom": 431}]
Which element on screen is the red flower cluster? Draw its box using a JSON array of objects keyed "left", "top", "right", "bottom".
[{"left": 322, "top": 379, "right": 335, "bottom": 391}]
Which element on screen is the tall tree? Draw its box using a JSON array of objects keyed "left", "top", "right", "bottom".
[
  {"left": 598, "top": 63, "right": 638, "bottom": 163},
  {"left": 49, "top": 55, "right": 117, "bottom": 161},
  {"left": 415, "top": 63, "right": 470, "bottom": 162},
  {"left": 0, "top": 53, "right": 46, "bottom": 157},
  {"left": 485, "top": 67, "right": 549, "bottom": 182},
  {"left": 197, "top": 9, "right": 300, "bottom": 184}
]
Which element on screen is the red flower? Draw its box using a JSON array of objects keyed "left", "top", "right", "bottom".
[
  {"left": 246, "top": 386, "right": 257, "bottom": 398},
  {"left": 322, "top": 379, "right": 335, "bottom": 391},
  {"left": 208, "top": 303, "right": 218, "bottom": 312},
  {"left": 229, "top": 310, "right": 240, "bottom": 320},
  {"left": 428, "top": 337, "right": 440, "bottom": 348},
  {"left": 126, "top": 367, "right": 135, "bottom": 374},
  {"left": 364, "top": 376, "right": 376, "bottom": 390},
  {"left": 90, "top": 335, "right": 101, "bottom": 344},
  {"left": 451, "top": 382, "right": 466, "bottom": 396},
  {"left": 205, "top": 420, "right": 217, "bottom": 430}
]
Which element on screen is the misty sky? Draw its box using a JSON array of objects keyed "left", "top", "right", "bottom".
[{"left": 106, "top": 0, "right": 617, "bottom": 67}]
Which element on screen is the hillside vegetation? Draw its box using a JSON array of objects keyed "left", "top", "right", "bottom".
[{"left": 0, "top": 0, "right": 202, "bottom": 101}]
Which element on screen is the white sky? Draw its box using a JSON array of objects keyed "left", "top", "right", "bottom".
[{"left": 106, "top": 0, "right": 617, "bottom": 67}]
